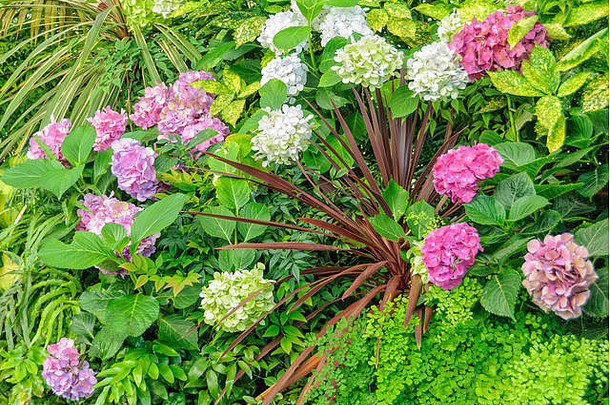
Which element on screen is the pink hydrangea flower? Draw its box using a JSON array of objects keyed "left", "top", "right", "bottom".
[
  {"left": 421, "top": 222, "right": 482, "bottom": 290},
  {"left": 433, "top": 143, "right": 503, "bottom": 204},
  {"left": 130, "top": 83, "right": 171, "bottom": 129},
  {"left": 522, "top": 233, "right": 598, "bottom": 320},
  {"left": 111, "top": 138, "right": 160, "bottom": 201},
  {"left": 88, "top": 106, "right": 128, "bottom": 151},
  {"left": 26, "top": 118, "right": 72, "bottom": 166},
  {"left": 171, "top": 70, "right": 215, "bottom": 109},
  {"left": 449, "top": 5, "right": 548, "bottom": 79},
  {"left": 42, "top": 338, "right": 97, "bottom": 401},
  {"left": 159, "top": 116, "right": 230, "bottom": 157}
]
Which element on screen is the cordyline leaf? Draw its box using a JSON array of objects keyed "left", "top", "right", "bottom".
[
  {"left": 404, "top": 275, "right": 422, "bottom": 327},
  {"left": 217, "top": 242, "right": 370, "bottom": 257},
  {"left": 342, "top": 261, "right": 388, "bottom": 299}
]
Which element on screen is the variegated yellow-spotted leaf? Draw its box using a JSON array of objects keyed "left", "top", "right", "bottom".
[
  {"left": 384, "top": 2, "right": 411, "bottom": 19},
  {"left": 210, "top": 94, "right": 233, "bottom": 117},
  {"left": 535, "top": 96, "right": 563, "bottom": 130},
  {"left": 546, "top": 113, "right": 566, "bottom": 153},
  {"left": 237, "top": 81, "right": 261, "bottom": 99},
  {"left": 366, "top": 8, "right": 389, "bottom": 32},
  {"left": 223, "top": 99, "right": 247, "bottom": 127},
  {"left": 581, "top": 74, "right": 610, "bottom": 113},
  {"left": 542, "top": 23, "right": 571, "bottom": 40},
  {"left": 557, "top": 72, "right": 590, "bottom": 97},
  {"left": 234, "top": 16, "right": 266, "bottom": 47},
  {"left": 192, "top": 79, "right": 231, "bottom": 95},
  {"left": 488, "top": 70, "right": 545, "bottom": 97}
]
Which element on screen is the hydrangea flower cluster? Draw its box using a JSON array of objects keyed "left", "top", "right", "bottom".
[
  {"left": 88, "top": 106, "right": 128, "bottom": 151},
  {"left": 199, "top": 263, "right": 275, "bottom": 332},
  {"left": 437, "top": 9, "right": 463, "bottom": 43},
  {"left": 77, "top": 193, "right": 159, "bottom": 261},
  {"left": 433, "top": 143, "right": 503, "bottom": 204},
  {"left": 152, "top": 0, "right": 182, "bottom": 18},
  {"left": 407, "top": 41, "right": 469, "bottom": 101},
  {"left": 251, "top": 104, "right": 314, "bottom": 165},
  {"left": 261, "top": 54, "right": 309, "bottom": 102},
  {"left": 258, "top": 10, "right": 308, "bottom": 55},
  {"left": 42, "top": 338, "right": 97, "bottom": 401},
  {"left": 26, "top": 118, "right": 72, "bottom": 166},
  {"left": 111, "top": 138, "right": 160, "bottom": 201},
  {"left": 332, "top": 35, "right": 404, "bottom": 88},
  {"left": 449, "top": 5, "right": 548, "bottom": 79},
  {"left": 421, "top": 222, "right": 483, "bottom": 290},
  {"left": 130, "top": 83, "right": 171, "bottom": 129},
  {"left": 180, "top": 117, "right": 230, "bottom": 157},
  {"left": 318, "top": 6, "right": 373, "bottom": 46},
  {"left": 522, "top": 233, "right": 598, "bottom": 320}
]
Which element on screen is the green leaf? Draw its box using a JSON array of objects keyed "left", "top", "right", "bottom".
[
  {"left": 576, "top": 164, "right": 609, "bottom": 198},
  {"left": 390, "top": 86, "right": 418, "bottom": 118},
  {"left": 131, "top": 194, "right": 187, "bottom": 244},
  {"left": 546, "top": 113, "right": 566, "bottom": 153},
  {"left": 319, "top": 36, "right": 348, "bottom": 72},
  {"left": 106, "top": 294, "right": 160, "bottom": 337},
  {"left": 272, "top": 26, "right": 311, "bottom": 53},
  {"left": 542, "top": 23, "right": 571, "bottom": 40},
  {"left": 101, "top": 223, "right": 128, "bottom": 250},
  {"left": 493, "top": 142, "right": 536, "bottom": 170},
  {"left": 158, "top": 314, "right": 198, "bottom": 351},
  {"left": 41, "top": 165, "right": 83, "bottom": 198},
  {"left": 507, "top": 15, "right": 538, "bottom": 49},
  {"left": 575, "top": 219, "right": 609, "bottom": 257},
  {"left": 79, "top": 290, "right": 125, "bottom": 324},
  {"left": 585, "top": 267, "right": 609, "bottom": 317},
  {"left": 521, "top": 45, "right": 558, "bottom": 94},
  {"left": 238, "top": 202, "right": 271, "bottom": 242},
  {"left": 218, "top": 249, "right": 256, "bottom": 271},
  {"left": 207, "top": 141, "right": 240, "bottom": 174},
  {"left": 216, "top": 177, "right": 250, "bottom": 211},
  {"left": 318, "top": 70, "right": 342, "bottom": 87},
  {"left": 90, "top": 326, "right": 127, "bottom": 360},
  {"left": 522, "top": 209, "right": 561, "bottom": 234},
  {"left": 488, "top": 70, "right": 545, "bottom": 97},
  {"left": 93, "top": 148, "right": 113, "bottom": 182},
  {"left": 535, "top": 183, "right": 583, "bottom": 200},
  {"left": 465, "top": 195, "right": 506, "bottom": 226},
  {"left": 39, "top": 231, "right": 114, "bottom": 269},
  {"left": 324, "top": 0, "right": 359, "bottom": 6},
  {"left": 557, "top": 28, "right": 608, "bottom": 71},
  {"left": 259, "top": 79, "right": 287, "bottom": 110},
  {"left": 535, "top": 96, "right": 562, "bottom": 130},
  {"left": 198, "top": 206, "right": 236, "bottom": 242},
  {"left": 494, "top": 172, "right": 536, "bottom": 208},
  {"left": 557, "top": 72, "right": 590, "bottom": 97},
  {"left": 564, "top": 1, "right": 609, "bottom": 27},
  {"left": 508, "top": 195, "right": 549, "bottom": 221},
  {"left": 1, "top": 159, "right": 60, "bottom": 189},
  {"left": 480, "top": 269, "right": 521, "bottom": 320},
  {"left": 405, "top": 200, "right": 435, "bottom": 239},
  {"left": 70, "top": 312, "right": 97, "bottom": 345},
  {"left": 369, "top": 213, "right": 405, "bottom": 241},
  {"left": 382, "top": 180, "right": 409, "bottom": 220},
  {"left": 61, "top": 125, "right": 96, "bottom": 166}
]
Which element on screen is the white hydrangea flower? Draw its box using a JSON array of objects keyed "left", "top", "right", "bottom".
[
  {"left": 258, "top": 10, "right": 309, "bottom": 55},
  {"left": 406, "top": 41, "right": 468, "bottom": 102},
  {"left": 318, "top": 6, "right": 373, "bottom": 46},
  {"left": 331, "top": 35, "right": 404, "bottom": 88},
  {"left": 437, "top": 9, "right": 463, "bottom": 42},
  {"left": 152, "top": 0, "right": 182, "bottom": 18},
  {"left": 199, "top": 263, "right": 275, "bottom": 333},
  {"left": 291, "top": 0, "right": 329, "bottom": 30},
  {"left": 261, "top": 54, "right": 309, "bottom": 102},
  {"left": 251, "top": 104, "right": 314, "bottom": 166},
  {"left": 407, "top": 240, "right": 428, "bottom": 284}
]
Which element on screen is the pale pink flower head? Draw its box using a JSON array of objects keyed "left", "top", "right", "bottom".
[
  {"left": 522, "top": 233, "right": 597, "bottom": 320},
  {"left": 26, "top": 118, "right": 72, "bottom": 166},
  {"left": 171, "top": 70, "right": 216, "bottom": 108},
  {"left": 449, "top": 5, "right": 548, "bottom": 79},
  {"left": 110, "top": 138, "right": 160, "bottom": 201},
  {"left": 158, "top": 116, "right": 230, "bottom": 157},
  {"left": 88, "top": 106, "right": 128, "bottom": 151},
  {"left": 42, "top": 338, "right": 97, "bottom": 401},
  {"left": 130, "top": 83, "right": 171, "bottom": 129},
  {"left": 421, "top": 222, "right": 482, "bottom": 290},
  {"left": 433, "top": 143, "right": 503, "bottom": 204}
]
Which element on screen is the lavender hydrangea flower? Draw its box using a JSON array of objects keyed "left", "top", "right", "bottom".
[
  {"left": 88, "top": 106, "right": 128, "bottom": 151},
  {"left": 42, "top": 338, "right": 97, "bottom": 401},
  {"left": 110, "top": 138, "right": 160, "bottom": 201},
  {"left": 26, "top": 118, "right": 72, "bottom": 166}
]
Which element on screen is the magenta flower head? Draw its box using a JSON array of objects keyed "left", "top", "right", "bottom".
[
  {"left": 26, "top": 118, "right": 72, "bottom": 166},
  {"left": 449, "top": 5, "right": 548, "bottom": 79},
  {"left": 130, "top": 83, "right": 171, "bottom": 129},
  {"left": 421, "top": 222, "right": 482, "bottom": 290},
  {"left": 88, "top": 106, "right": 128, "bottom": 151},
  {"left": 433, "top": 143, "right": 503, "bottom": 204},
  {"left": 110, "top": 138, "right": 160, "bottom": 201},
  {"left": 42, "top": 338, "right": 97, "bottom": 401},
  {"left": 522, "top": 233, "right": 598, "bottom": 320}
]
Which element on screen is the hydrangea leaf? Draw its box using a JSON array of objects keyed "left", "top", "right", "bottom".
[
  {"left": 61, "top": 125, "right": 96, "bottom": 167},
  {"left": 480, "top": 268, "right": 521, "bottom": 320},
  {"left": 575, "top": 218, "right": 609, "bottom": 257},
  {"left": 90, "top": 325, "right": 127, "bottom": 360},
  {"left": 158, "top": 314, "right": 198, "bottom": 350},
  {"left": 493, "top": 142, "right": 536, "bottom": 169},
  {"left": 216, "top": 177, "right": 250, "bottom": 211},
  {"left": 465, "top": 195, "right": 506, "bottom": 226},
  {"left": 557, "top": 72, "right": 590, "bottom": 97},
  {"left": 238, "top": 201, "right": 271, "bottom": 242},
  {"left": 488, "top": 70, "right": 545, "bottom": 97},
  {"left": 198, "top": 205, "right": 236, "bottom": 242},
  {"left": 584, "top": 266, "right": 609, "bottom": 317},
  {"left": 507, "top": 15, "right": 538, "bottom": 49},
  {"left": 259, "top": 79, "right": 287, "bottom": 109},
  {"left": 369, "top": 213, "right": 405, "bottom": 241},
  {"left": 106, "top": 294, "right": 160, "bottom": 337},
  {"left": 320, "top": 36, "right": 348, "bottom": 73},
  {"left": 273, "top": 26, "right": 311, "bottom": 53},
  {"left": 563, "top": 1, "right": 609, "bottom": 27},
  {"left": 494, "top": 172, "right": 536, "bottom": 208},
  {"left": 131, "top": 193, "right": 187, "bottom": 244},
  {"left": 390, "top": 85, "right": 418, "bottom": 118},
  {"left": 557, "top": 28, "right": 608, "bottom": 71},
  {"left": 382, "top": 180, "right": 409, "bottom": 220},
  {"left": 366, "top": 8, "right": 389, "bottom": 32},
  {"left": 576, "top": 164, "right": 609, "bottom": 198},
  {"left": 508, "top": 195, "right": 549, "bottom": 221},
  {"left": 541, "top": 23, "right": 571, "bottom": 40},
  {"left": 40, "top": 165, "right": 84, "bottom": 198},
  {"left": 405, "top": 200, "right": 436, "bottom": 239},
  {"left": 218, "top": 249, "right": 256, "bottom": 271},
  {"left": 39, "top": 231, "right": 115, "bottom": 269}
]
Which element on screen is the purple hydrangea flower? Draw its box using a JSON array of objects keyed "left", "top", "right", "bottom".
[
  {"left": 522, "top": 233, "right": 598, "bottom": 320},
  {"left": 421, "top": 222, "right": 483, "bottom": 290},
  {"left": 42, "top": 338, "right": 97, "bottom": 401},
  {"left": 26, "top": 118, "right": 72, "bottom": 166},
  {"left": 88, "top": 106, "right": 128, "bottom": 151},
  {"left": 110, "top": 138, "right": 160, "bottom": 201}
]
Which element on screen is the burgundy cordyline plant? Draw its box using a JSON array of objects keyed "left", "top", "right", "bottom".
[
  {"left": 190, "top": 70, "right": 490, "bottom": 405},
  {"left": 522, "top": 233, "right": 598, "bottom": 320},
  {"left": 42, "top": 338, "right": 97, "bottom": 401}
]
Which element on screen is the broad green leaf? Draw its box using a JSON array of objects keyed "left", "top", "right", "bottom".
[
  {"left": 106, "top": 294, "right": 160, "bottom": 337},
  {"left": 480, "top": 269, "right": 521, "bottom": 320},
  {"left": 319, "top": 36, "right": 348, "bottom": 72},
  {"left": 90, "top": 326, "right": 127, "bottom": 360},
  {"left": 493, "top": 142, "right": 536, "bottom": 169},
  {"left": 198, "top": 206, "right": 236, "bottom": 242},
  {"left": 79, "top": 290, "right": 125, "bottom": 324},
  {"left": 319, "top": 70, "right": 342, "bottom": 87},
  {"left": 218, "top": 249, "right": 256, "bottom": 271},
  {"left": 324, "top": 0, "right": 359, "bottom": 6},
  {"left": 238, "top": 202, "right": 271, "bottom": 242},
  {"left": 465, "top": 195, "right": 506, "bottom": 226},
  {"left": 382, "top": 180, "right": 409, "bottom": 220},
  {"left": 41, "top": 165, "right": 83, "bottom": 198},
  {"left": 101, "top": 223, "right": 128, "bottom": 250},
  {"left": 564, "top": 2, "right": 609, "bottom": 27},
  {"left": 39, "top": 231, "right": 114, "bottom": 269},
  {"left": 491, "top": 236, "right": 529, "bottom": 262},
  {"left": 557, "top": 72, "right": 590, "bottom": 97},
  {"left": 207, "top": 141, "right": 240, "bottom": 174},
  {"left": 521, "top": 46, "right": 559, "bottom": 94},
  {"left": 494, "top": 172, "right": 536, "bottom": 208},
  {"left": 315, "top": 88, "right": 350, "bottom": 110},
  {"left": 131, "top": 194, "right": 187, "bottom": 244},
  {"left": 70, "top": 312, "right": 97, "bottom": 345},
  {"left": 488, "top": 70, "right": 545, "bottom": 97},
  {"left": 216, "top": 177, "right": 250, "bottom": 211},
  {"left": 158, "top": 314, "right": 198, "bottom": 351},
  {"left": 575, "top": 218, "right": 609, "bottom": 257},
  {"left": 369, "top": 213, "right": 405, "bottom": 241},
  {"left": 1, "top": 159, "right": 60, "bottom": 189},
  {"left": 390, "top": 86, "right": 418, "bottom": 118},
  {"left": 584, "top": 267, "right": 608, "bottom": 317},
  {"left": 557, "top": 28, "right": 608, "bottom": 71},
  {"left": 507, "top": 15, "right": 538, "bottom": 49},
  {"left": 272, "top": 26, "right": 311, "bottom": 53},
  {"left": 259, "top": 79, "right": 287, "bottom": 110},
  {"left": 522, "top": 209, "right": 561, "bottom": 234},
  {"left": 405, "top": 200, "right": 435, "bottom": 239},
  {"left": 61, "top": 125, "right": 96, "bottom": 166},
  {"left": 93, "top": 148, "right": 113, "bottom": 182},
  {"left": 576, "top": 164, "right": 609, "bottom": 198},
  {"left": 508, "top": 195, "right": 549, "bottom": 221},
  {"left": 535, "top": 183, "right": 583, "bottom": 200}
]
